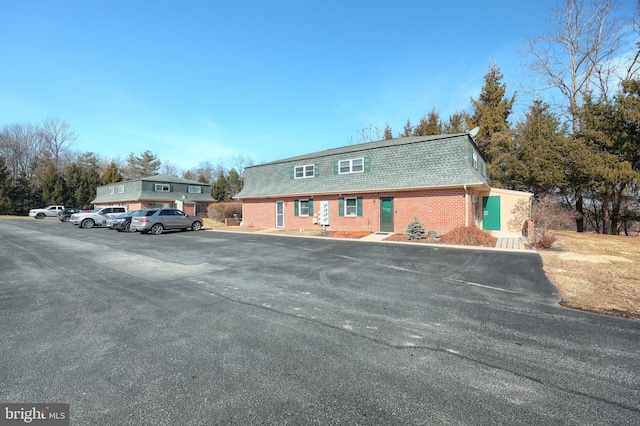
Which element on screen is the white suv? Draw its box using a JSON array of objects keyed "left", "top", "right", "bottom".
[{"left": 70, "top": 206, "right": 128, "bottom": 229}]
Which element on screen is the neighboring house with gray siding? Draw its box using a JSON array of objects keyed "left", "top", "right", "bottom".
[
  {"left": 235, "top": 133, "right": 531, "bottom": 234},
  {"left": 92, "top": 174, "right": 216, "bottom": 216}
]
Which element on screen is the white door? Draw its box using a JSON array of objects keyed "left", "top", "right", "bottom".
[{"left": 276, "top": 201, "right": 284, "bottom": 228}]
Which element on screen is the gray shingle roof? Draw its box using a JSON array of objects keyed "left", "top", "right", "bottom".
[
  {"left": 92, "top": 175, "right": 216, "bottom": 204},
  {"left": 236, "top": 134, "right": 489, "bottom": 198}
]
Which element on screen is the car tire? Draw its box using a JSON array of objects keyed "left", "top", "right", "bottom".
[
  {"left": 191, "top": 221, "right": 202, "bottom": 231},
  {"left": 151, "top": 224, "right": 164, "bottom": 235},
  {"left": 81, "top": 219, "right": 95, "bottom": 229},
  {"left": 124, "top": 222, "right": 131, "bottom": 232},
  {"left": 62, "top": 216, "right": 70, "bottom": 222},
  {"left": 36, "top": 213, "right": 45, "bottom": 219}
]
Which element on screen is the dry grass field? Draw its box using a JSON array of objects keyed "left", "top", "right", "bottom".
[
  {"left": 537, "top": 230, "right": 640, "bottom": 320},
  {"left": 4, "top": 216, "right": 639, "bottom": 319}
]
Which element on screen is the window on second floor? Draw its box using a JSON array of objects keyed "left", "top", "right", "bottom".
[
  {"left": 108, "top": 187, "right": 115, "bottom": 194},
  {"left": 118, "top": 185, "right": 125, "bottom": 193},
  {"left": 155, "top": 184, "right": 171, "bottom": 192},
  {"left": 339, "top": 158, "right": 364, "bottom": 174},
  {"left": 294, "top": 164, "right": 315, "bottom": 179},
  {"left": 188, "top": 186, "right": 202, "bottom": 193}
]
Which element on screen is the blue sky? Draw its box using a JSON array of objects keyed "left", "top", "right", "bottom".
[{"left": 0, "top": 0, "right": 632, "bottom": 171}]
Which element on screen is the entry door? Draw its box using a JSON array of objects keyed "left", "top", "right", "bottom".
[
  {"left": 275, "top": 201, "right": 284, "bottom": 228},
  {"left": 482, "top": 196, "right": 501, "bottom": 230},
  {"left": 380, "top": 197, "right": 394, "bottom": 232}
]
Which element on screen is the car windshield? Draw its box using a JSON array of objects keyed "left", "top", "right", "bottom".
[{"left": 91, "top": 208, "right": 101, "bottom": 213}]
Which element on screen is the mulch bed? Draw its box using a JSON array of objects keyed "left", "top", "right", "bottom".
[
  {"left": 385, "top": 234, "right": 442, "bottom": 243},
  {"left": 327, "top": 231, "right": 373, "bottom": 239}
]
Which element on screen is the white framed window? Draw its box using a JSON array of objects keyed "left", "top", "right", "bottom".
[
  {"left": 299, "top": 200, "right": 310, "bottom": 216},
  {"left": 339, "top": 158, "right": 364, "bottom": 174},
  {"left": 108, "top": 186, "right": 115, "bottom": 195},
  {"left": 118, "top": 185, "right": 125, "bottom": 193},
  {"left": 155, "top": 184, "right": 171, "bottom": 192},
  {"left": 472, "top": 152, "right": 478, "bottom": 169},
  {"left": 294, "top": 164, "right": 315, "bottom": 179},
  {"left": 345, "top": 197, "right": 357, "bottom": 216},
  {"left": 188, "top": 186, "right": 202, "bottom": 194}
]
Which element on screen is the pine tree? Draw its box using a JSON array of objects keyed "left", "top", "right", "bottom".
[
  {"left": 499, "top": 100, "right": 568, "bottom": 196},
  {"left": 0, "top": 157, "right": 12, "bottom": 214},
  {"left": 102, "top": 161, "right": 123, "bottom": 184},
  {"left": 41, "top": 163, "right": 67, "bottom": 205},
  {"left": 401, "top": 119, "right": 413, "bottom": 137},
  {"left": 405, "top": 217, "right": 425, "bottom": 240},
  {"left": 125, "top": 150, "right": 161, "bottom": 179},
  {"left": 467, "top": 64, "right": 515, "bottom": 164},
  {"left": 211, "top": 170, "right": 229, "bottom": 201},
  {"left": 383, "top": 123, "right": 393, "bottom": 139}
]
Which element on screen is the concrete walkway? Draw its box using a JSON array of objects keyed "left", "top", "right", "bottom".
[{"left": 491, "top": 231, "right": 529, "bottom": 251}]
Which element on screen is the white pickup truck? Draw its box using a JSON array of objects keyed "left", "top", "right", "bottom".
[
  {"left": 70, "top": 206, "right": 128, "bottom": 229},
  {"left": 29, "top": 205, "right": 65, "bottom": 219}
]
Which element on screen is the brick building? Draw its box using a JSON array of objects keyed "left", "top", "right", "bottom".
[
  {"left": 92, "top": 174, "right": 216, "bottom": 216},
  {"left": 235, "top": 133, "right": 531, "bottom": 234}
]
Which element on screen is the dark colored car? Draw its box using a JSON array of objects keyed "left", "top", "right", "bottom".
[
  {"left": 130, "top": 208, "right": 203, "bottom": 235},
  {"left": 57, "top": 208, "right": 89, "bottom": 222},
  {"left": 106, "top": 211, "right": 137, "bottom": 232}
]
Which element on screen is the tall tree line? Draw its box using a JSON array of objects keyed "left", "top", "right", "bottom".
[
  {"left": 0, "top": 118, "right": 252, "bottom": 214},
  {"left": 366, "top": 0, "right": 639, "bottom": 235}
]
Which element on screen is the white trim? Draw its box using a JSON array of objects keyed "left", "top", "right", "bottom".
[
  {"left": 344, "top": 197, "right": 357, "bottom": 216},
  {"left": 294, "top": 164, "right": 315, "bottom": 179},
  {"left": 338, "top": 157, "right": 364, "bottom": 174}
]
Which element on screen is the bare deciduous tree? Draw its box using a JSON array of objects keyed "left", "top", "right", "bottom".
[
  {"left": 525, "top": 0, "right": 631, "bottom": 132},
  {"left": 40, "top": 116, "right": 77, "bottom": 169}
]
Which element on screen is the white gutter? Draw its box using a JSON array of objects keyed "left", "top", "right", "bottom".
[{"left": 464, "top": 185, "right": 468, "bottom": 227}]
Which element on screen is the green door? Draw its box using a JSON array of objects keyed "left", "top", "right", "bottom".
[
  {"left": 380, "top": 197, "right": 394, "bottom": 232},
  {"left": 482, "top": 196, "right": 501, "bottom": 230}
]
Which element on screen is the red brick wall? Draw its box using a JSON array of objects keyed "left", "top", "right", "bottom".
[{"left": 242, "top": 188, "right": 478, "bottom": 234}]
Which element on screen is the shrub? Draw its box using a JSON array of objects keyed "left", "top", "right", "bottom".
[
  {"left": 532, "top": 233, "right": 557, "bottom": 250},
  {"left": 440, "top": 226, "right": 497, "bottom": 246},
  {"left": 207, "top": 202, "right": 242, "bottom": 223},
  {"left": 405, "top": 217, "right": 426, "bottom": 240}
]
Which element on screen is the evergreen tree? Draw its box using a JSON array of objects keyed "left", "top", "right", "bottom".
[
  {"left": 383, "top": 123, "right": 393, "bottom": 139},
  {"left": 41, "top": 163, "right": 67, "bottom": 205},
  {"left": 125, "top": 150, "right": 161, "bottom": 179},
  {"left": 211, "top": 170, "right": 229, "bottom": 201},
  {"left": 102, "top": 161, "right": 123, "bottom": 184},
  {"left": 401, "top": 119, "right": 413, "bottom": 137},
  {"left": 444, "top": 112, "right": 466, "bottom": 134},
  {"left": 227, "top": 168, "right": 243, "bottom": 197},
  {"left": 405, "top": 217, "right": 425, "bottom": 240},
  {"left": 499, "top": 100, "right": 568, "bottom": 196},
  {"left": 467, "top": 64, "right": 515, "bottom": 164},
  {"left": 0, "top": 157, "right": 12, "bottom": 214},
  {"left": 412, "top": 111, "right": 442, "bottom": 137}
]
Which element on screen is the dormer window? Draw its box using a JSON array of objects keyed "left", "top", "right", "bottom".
[
  {"left": 339, "top": 158, "right": 364, "bottom": 174},
  {"left": 155, "top": 184, "right": 171, "bottom": 192},
  {"left": 294, "top": 164, "right": 315, "bottom": 179}
]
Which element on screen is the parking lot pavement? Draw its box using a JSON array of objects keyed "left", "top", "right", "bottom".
[{"left": 1, "top": 219, "right": 639, "bottom": 425}]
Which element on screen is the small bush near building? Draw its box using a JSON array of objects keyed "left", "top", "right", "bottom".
[
  {"left": 208, "top": 202, "right": 242, "bottom": 223},
  {"left": 405, "top": 217, "right": 426, "bottom": 240},
  {"left": 440, "top": 227, "right": 497, "bottom": 246}
]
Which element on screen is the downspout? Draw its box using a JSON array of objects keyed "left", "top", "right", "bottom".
[{"left": 464, "top": 185, "right": 468, "bottom": 227}]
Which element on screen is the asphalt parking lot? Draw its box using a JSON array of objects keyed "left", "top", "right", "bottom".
[{"left": 1, "top": 219, "right": 639, "bottom": 425}]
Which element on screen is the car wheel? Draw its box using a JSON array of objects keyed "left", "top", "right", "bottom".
[
  {"left": 36, "top": 213, "right": 45, "bottom": 219},
  {"left": 191, "top": 221, "right": 202, "bottom": 231},
  {"left": 62, "top": 216, "right": 70, "bottom": 222},
  {"left": 81, "top": 219, "right": 95, "bottom": 229},
  {"left": 151, "top": 224, "right": 164, "bottom": 235},
  {"left": 124, "top": 221, "right": 132, "bottom": 232}
]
